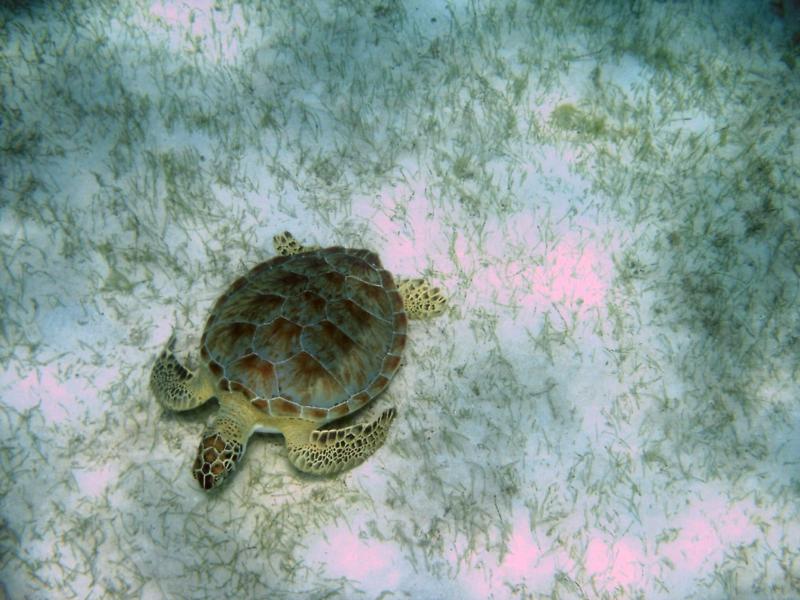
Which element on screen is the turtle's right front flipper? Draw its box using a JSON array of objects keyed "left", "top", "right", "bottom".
[{"left": 150, "top": 336, "right": 216, "bottom": 411}]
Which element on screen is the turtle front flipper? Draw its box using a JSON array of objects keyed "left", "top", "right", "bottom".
[
  {"left": 193, "top": 394, "right": 261, "bottom": 490},
  {"left": 283, "top": 408, "right": 396, "bottom": 475},
  {"left": 150, "top": 336, "right": 216, "bottom": 411}
]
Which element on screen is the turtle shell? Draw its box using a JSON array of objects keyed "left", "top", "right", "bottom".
[{"left": 200, "top": 247, "right": 407, "bottom": 424}]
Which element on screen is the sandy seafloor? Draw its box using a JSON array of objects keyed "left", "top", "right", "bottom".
[{"left": 1, "top": 0, "right": 799, "bottom": 598}]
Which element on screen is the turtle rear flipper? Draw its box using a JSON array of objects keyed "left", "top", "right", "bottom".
[{"left": 397, "top": 279, "right": 447, "bottom": 319}]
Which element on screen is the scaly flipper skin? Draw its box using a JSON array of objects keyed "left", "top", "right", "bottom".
[
  {"left": 273, "top": 231, "right": 316, "bottom": 256},
  {"left": 283, "top": 408, "right": 397, "bottom": 475},
  {"left": 397, "top": 279, "right": 447, "bottom": 319},
  {"left": 150, "top": 336, "right": 216, "bottom": 411},
  {"left": 193, "top": 394, "right": 261, "bottom": 490}
]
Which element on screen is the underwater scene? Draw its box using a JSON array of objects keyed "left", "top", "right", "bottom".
[{"left": 1, "top": 0, "right": 799, "bottom": 598}]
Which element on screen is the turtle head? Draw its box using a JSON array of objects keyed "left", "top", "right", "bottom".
[
  {"left": 191, "top": 394, "right": 258, "bottom": 490},
  {"left": 192, "top": 432, "right": 244, "bottom": 491}
]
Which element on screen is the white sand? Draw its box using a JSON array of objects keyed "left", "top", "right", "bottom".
[{"left": 1, "top": 0, "right": 799, "bottom": 598}]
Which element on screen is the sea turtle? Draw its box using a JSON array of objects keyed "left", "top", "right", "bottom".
[{"left": 150, "top": 231, "right": 446, "bottom": 490}]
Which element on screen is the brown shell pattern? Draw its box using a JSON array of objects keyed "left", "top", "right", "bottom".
[{"left": 200, "top": 247, "right": 407, "bottom": 423}]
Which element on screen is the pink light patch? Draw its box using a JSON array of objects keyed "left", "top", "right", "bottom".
[
  {"left": 310, "top": 524, "right": 401, "bottom": 592},
  {"left": 609, "top": 538, "right": 642, "bottom": 585},
  {"left": 386, "top": 235, "right": 417, "bottom": 266},
  {"left": 149, "top": 0, "right": 214, "bottom": 33},
  {"left": 585, "top": 535, "right": 644, "bottom": 591},
  {"left": 716, "top": 501, "right": 759, "bottom": 542},
  {"left": 73, "top": 465, "right": 115, "bottom": 497},
  {"left": 449, "top": 227, "right": 612, "bottom": 315},
  {"left": 16, "top": 367, "right": 73, "bottom": 422},
  {"left": 503, "top": 512, "right": 545, "bottom": 579},
  {"left": 659, "top": 495, "right": 759, "bottom": 574},
  {"left": 147, "top": 0, "right": 244, "bottom": 63},
  {"left": 455, "top": 509, "right": 574, "bottom": 598},
  {"left": 530, "top": 234, "right": 609, "bottom": 314},
  {"left": 586, "top": 537, "right": 610, "bottom": 573},
  {"left": 663, "top": 516, "right": 720, "bottom": 570},
  {"left": 370, "top": 181, "right": 448, "bottom": 273}
]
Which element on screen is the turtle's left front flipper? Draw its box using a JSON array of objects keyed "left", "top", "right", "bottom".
[{"left": 283, "top": 408, "right": 396, "bottom": 475}]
